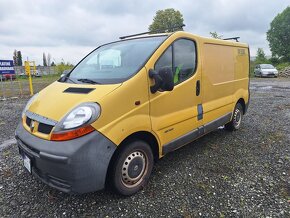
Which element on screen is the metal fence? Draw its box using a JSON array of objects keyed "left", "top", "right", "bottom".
[
  {"left": 0, "top": 77, "right": 55, "bottom": 99},
  {"left": 14, "top": 66, "right": 56, "bottom": 76}
]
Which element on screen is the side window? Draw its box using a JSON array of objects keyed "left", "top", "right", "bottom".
[
  {"left": 173, "top": 39, "right": 196, "bottom": 84},
  {"left": 155, "top": 46, "right": 173, "bottom": 72},
  {"left": 155, "top": 39, "right": 196, "bottom": 85}
]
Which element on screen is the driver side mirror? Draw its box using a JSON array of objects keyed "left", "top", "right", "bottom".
[{"left": 149, "top": 67, "right": 174, "bottom": 94}]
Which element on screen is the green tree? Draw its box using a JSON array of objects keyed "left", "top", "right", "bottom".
[
  {"left": 13, "top": 50, "right": 17, "bottom": 66},
  {"left": 269, "top": 56, "right": 280, "bottom": 66},
  {"left": 210, "top": 31, "right": 223, "bottom": 39},
  {"left": 149, "top": 8, "right": 184, "bottom": 33},
  {"left": 16, "top": 51, "right": 22, "bottom": 66},
  {"left": 55, "top": 62, "right": 74, "bottom": 74},
  {"left": 43, "top": 53, "right": 47, "bottom": 66},
  {"left": 267, "top": 6, "right": 290, "bottom": 61},
  {"left": 255, "top": 48, "right": 268, "bottom": 64}
]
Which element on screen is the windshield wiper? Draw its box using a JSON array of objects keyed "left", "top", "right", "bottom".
[
  {"left": 66, "top": 76, "right": 76, "bottom": 84},
  {"left": 77, "top": 78, "right": 101, "bottom": 84}
]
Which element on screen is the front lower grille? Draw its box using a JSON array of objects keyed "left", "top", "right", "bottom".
[{"left": 33, "top": 167, "right": 71, "bottom": 193}]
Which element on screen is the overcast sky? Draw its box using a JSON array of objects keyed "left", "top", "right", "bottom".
[{"left": 0, "top": 0, "right": 289, "bottom": 65}]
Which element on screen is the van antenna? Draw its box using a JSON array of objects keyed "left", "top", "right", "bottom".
[
  {"left": 119, "top": 24, "right": 185, "bottom": 40},
  {"left": 223, "top": 37, "right": 240, "bottom": 42}
]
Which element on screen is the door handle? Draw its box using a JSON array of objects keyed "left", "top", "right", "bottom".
[{"left": 196, "top": 80, "right": 200, "bottom": 96}]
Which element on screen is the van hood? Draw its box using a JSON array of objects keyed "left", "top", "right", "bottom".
[{"left": 28, "top": 81, "right": 121, "bottom": 122}]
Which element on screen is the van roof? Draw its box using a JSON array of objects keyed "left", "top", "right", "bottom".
[{"left": 120, "top": 31, "right": 248, "bottom": 48}]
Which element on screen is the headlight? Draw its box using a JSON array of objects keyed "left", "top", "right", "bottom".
[
  {"left": 63, "top": 106, "right": 93, "bottom": 129},
  {"left": 22, "top": 93, "right": 39, "bottom": 118},
  {"left": 58, "top": 102, "right": 100, "bottom": 130},
  {"left": 51, "top": 102, "right": 101, "bottom": 141}
]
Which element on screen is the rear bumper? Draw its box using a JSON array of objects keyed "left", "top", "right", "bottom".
[{"left": 15, "top": 123, "right": 116, "bottom": 194}]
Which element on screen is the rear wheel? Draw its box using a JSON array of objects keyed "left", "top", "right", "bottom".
[
  {"left": 110, "top": 140, "right": 154, "bottom": 196},
  {"left": 225, "top": 103, "right": 243, "bottom": 131}
]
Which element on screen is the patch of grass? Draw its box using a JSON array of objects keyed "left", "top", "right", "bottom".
[
  {"left": 268, "top": 131, "right": 285, "bottom": 141},
  {"left": 2, "top": 150, "right": 11, "bottom": 157},
  {"left": 222, "top": 175, "right": 229, "bottom": 181},
  {"left": 280, "top": 186, "right": 290, "bottom": 200},
  {"left": 2, "top": 168, "right": 13, "bottom": 178},
  {"left": 16, "top": 74, "right": 60, "bottom": 82},
  {"left": 0, "top": 74, "right": 60, "bottom": 97},
  {"left": 219, "top": 213, "right": 225, "bottom": 218}
]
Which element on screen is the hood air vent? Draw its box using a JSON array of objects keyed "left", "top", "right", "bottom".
[{"left": 63, "top": 87, "right": 95, "bottom": 94}]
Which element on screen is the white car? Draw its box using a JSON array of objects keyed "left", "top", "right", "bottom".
[{"left": 254, "top": 64, "right": 278, "bottom": 78}]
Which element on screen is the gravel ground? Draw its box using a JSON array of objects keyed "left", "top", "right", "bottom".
[
  {"left": 0, "top": 97, "right": 29, "bottom": 144},
  {"left": 0, "top": 78, "right": 289, "bottom": 217}
]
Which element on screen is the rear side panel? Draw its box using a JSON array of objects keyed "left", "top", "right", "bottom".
[
  {"left": 233, "top": 47, "right": 250, "bottom": 109},
  {"left": 201, "top": 40, "right": 249, "bottom": 125}
]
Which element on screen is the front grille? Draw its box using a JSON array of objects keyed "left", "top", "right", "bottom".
[
  {"left": 26, "top": 117, "right": 32, "bottom": 127},
  {"left": 38, "top": 123, "right": 54, "bottom": 134},
  {"left": 25, "top": 115, "right": 54, "bottom": 135}
]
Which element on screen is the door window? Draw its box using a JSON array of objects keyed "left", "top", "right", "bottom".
[{"left": 155, "top": 39, "right": 197, "bottom": 85}]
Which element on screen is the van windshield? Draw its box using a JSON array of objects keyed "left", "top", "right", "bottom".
[{"left": 68, "top": 36, "right": 167, "bottom": 84}]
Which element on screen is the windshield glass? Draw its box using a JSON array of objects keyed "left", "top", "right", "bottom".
[
  {"left": 68, "top": 36, "right": 167, "bottom": 84},
  {"left": 260, "top": 64, "right": 275, "bottom": 69}
]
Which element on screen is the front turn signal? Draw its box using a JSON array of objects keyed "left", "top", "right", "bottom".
[{"left": 51, "top": 125, "right": 95, "bottom": 141}]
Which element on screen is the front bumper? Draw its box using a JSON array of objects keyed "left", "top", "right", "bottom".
[
  {"left": 261, "top": 72, "right": 278, "bottom": 77},
  {"left": 15, "top": 123, "right": 116, "bottom": 194}
]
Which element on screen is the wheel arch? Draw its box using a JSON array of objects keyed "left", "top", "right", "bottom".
[
  {"left": 105, "top": 131, "right": 160, "bottom": 187},
  {"left": 237, "top": 98, "right": 246, "bottom": 114}
]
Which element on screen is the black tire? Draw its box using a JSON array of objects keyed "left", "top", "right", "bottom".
[
  {"left": 109, "top": 140, "right": 154, "bottom": 196},
  {"left": 225, "top": 103, "right": 243, "bottom": 131}
]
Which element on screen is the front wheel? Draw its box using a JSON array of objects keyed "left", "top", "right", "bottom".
[
  {"left": 225, "top": 103, "right": 243, "bottom": 131},
  {"left": 109, "top": 140, "right": 154, "bottom": 196}
]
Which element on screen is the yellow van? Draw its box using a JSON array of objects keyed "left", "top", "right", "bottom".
[{"left": 15, "top": 31, "right": 249, "bottom": 195}]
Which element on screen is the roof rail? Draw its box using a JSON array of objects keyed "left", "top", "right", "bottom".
[
  {"left": 119, "top": 24, "right": 185, "bottom": 40},
  {"left": 223, "top": 37, "right": 240, "bottom": 42}
]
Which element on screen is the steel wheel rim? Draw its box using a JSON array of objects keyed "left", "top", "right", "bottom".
[
  {"left": 233, "top": 108, "right": 242, "bottom": 128},
  {"left": 121, "top": 150, "right": 147, "bottom": 188}
]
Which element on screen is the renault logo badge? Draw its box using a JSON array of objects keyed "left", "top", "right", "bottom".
[{"left": 30, "top": 120, "right": 35, "bottom": 132}]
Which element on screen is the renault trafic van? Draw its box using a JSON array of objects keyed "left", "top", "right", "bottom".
[{"left": 16, "top": 31, "right": 249, "bottom": 195}]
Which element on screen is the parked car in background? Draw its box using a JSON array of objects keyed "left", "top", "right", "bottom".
[
  {"left": 33, "top": 70, "right": 42, "bottom": 77},
  {"left": 18, "top": 73, "right": 28, "bottom": 78},
  {"left": 254, "top": 64, "right": 278, "bottom": 78},
  {"left": 0, "top": 74, "right": 16, "bottom": 81}
]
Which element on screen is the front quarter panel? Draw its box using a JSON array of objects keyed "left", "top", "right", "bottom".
[{"left": 92, "top": 67, "right": 153, "bottom": 146}]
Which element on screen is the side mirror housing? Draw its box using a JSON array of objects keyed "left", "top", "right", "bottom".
[
  {"left": 149, "top": 67, "right": 174, "bottom": 93},
  {"left": 59, "top": 70, "right": 71, "bottom": 82},
  {"left": 60, "top": 69, "right": 71, "bottom": 78}
]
